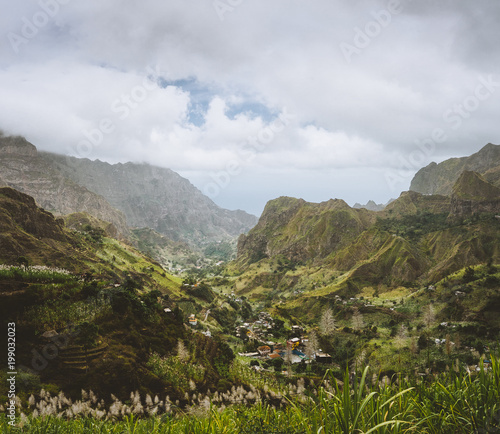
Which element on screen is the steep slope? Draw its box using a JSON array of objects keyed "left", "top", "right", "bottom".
[
  {"left": 449, "top": 171, "right": 500, "bottom": 220},
  {"left": 382, "top": 190, "right": 450, "bottom": 217},
  {"left": 0, "top": 187, "right": 70, "bottom": 266},
  {"left": 236, "top": 196, "right": 376, "bottom": 267},
  {"left": 0, "top": 186, "right": 182, "bottom": 294},
  {"left": 410, "top": 142, "right": 500, "bottom": 195},
  {"left": 233, "top": 171, "right": 500, "bottom": 299},
  {"left": 42, "top": 151, "right": 257, "bottom": 246},
  {"left": 0, "top": 136, "right": 129, "bottom": 236}
]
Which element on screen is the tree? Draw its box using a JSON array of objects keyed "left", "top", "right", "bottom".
[
  {"left": 319, "top": 308, "right": 336, "bottom": 336},
  {"left": 177, "top": 340, "right": 189, "bottom": 362},
  {"left": 305, "top": 330, "right": 318, "bottom": 361},
  {"left": 16, "top": 256, "right": 29, "bottom": 270},
  {"left": 423, "top": 305, "right": 435, "bottom": 329},
  {"left": 351, "top": 308, "right": 365, "bottom": 331},
  {"left": 423, "top": 305, "right": 435, "bottom": 369},
  {"left": 463, "top": 266, "right": 475, "bottom": 283}
]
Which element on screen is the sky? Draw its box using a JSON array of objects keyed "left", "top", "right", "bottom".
[{"left": 1, "top": 0, "right": 499, "bottom": 216}]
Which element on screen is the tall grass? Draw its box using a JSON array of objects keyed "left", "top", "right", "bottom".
[
  {"left": 0, "top": 265, "right": 73, "bottom": 283},
  {"left": 1, "top": 354, "right": 499, "bottom": 433}
]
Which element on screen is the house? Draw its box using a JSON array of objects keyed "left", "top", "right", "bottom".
[
  {"left": 287, "top": 338, "right": 300, "bottom": 350},
  {"left": 257, "top": 345, "right": 271, "bottom": 356},
  {"left": 238, "top": 352, "right": 259, "bottom": 357},
  {"left": 188, "top": 314, "right": 198, "bottom": 327},
  {"left": 315, "top": 352, "right": 332, "bottom": 364}
]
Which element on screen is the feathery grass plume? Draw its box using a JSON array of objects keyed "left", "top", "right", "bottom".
[{"left": 320, "top": 308, "right": 336, "bottom": 336}]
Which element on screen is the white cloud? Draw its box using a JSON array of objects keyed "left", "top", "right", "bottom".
[{"left": 1, "top": 0, "right": 499, "bottom": 214}]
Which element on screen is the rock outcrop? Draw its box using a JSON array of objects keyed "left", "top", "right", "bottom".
[
  {"left": 410, "top": 143, "right": 500, "bottom": 195},
  {"left": 449, "top": 171, "right": 500, "bottom": 219},
  {"left": 43, "top": 152, "right": 257, "bottom": 246},
  {"left": 0, "top": 136, "right": 129, "bottom": 237}
]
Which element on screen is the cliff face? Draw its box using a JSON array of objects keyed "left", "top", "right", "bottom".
[
  {"left": 0, "top": 136, "right": 129, "bottom": 236},
  {"left": 43, "top": 152, "right": 257, "bottom": 246},
  {"left": 0, "top": 135, "right": 257, "bottom": 247},
  {"left": 449, "top": 171, "right": 500, "bottom": 219},
  {"left": 235, "top": 171, "right": 500, "bottom": 290},
  {"left": 0, "top": 187, "right": 73, "bottom": 265},
  {"left": 410, "top": 143, "right": 500, "bottom": 195},
  {"left": 236, "top": 196, "right": 376, "bottom": 266}
]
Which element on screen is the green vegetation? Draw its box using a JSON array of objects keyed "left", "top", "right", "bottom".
[
  {"left": 1, "top": 356, "right": 499, "bottom": 433},
  {"left": 375, "top": 211, "right": 451, "bottom": 240}
]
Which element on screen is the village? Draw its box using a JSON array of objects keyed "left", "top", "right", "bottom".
[{"left": 184, "top": 305, "right": 332, "bottom": 368}]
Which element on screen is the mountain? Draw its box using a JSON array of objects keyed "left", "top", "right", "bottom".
[
  {"left": 0, "top": 187, "right": 237, "bottom": 403},
  {"left": 236, "top": 196, "right": 376, "bottom": 266},
  {"left": 353, "top": 199, "right": 394, "bottom": 211},
  {"left": 0, "top": 187, "right": 69, "bottom": 266},
  {"left": 0, "top": 136, "right": 129, "bottom": 236},
  {"left": 449, "top": 170, "right": 500, "bottom": 220},
  {"left": 410, "top": 143, "right": 500, "bottom": 195},
  {"left": 0, "top": 134, "right": 257, "bottom": 248},
  {"left": 233, "top": 173, "right": 500, "bottom": 295},
  {"left": 41, "top": 151, "right": 257, "bottom": 246}
]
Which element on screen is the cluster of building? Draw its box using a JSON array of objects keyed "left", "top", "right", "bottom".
[
  {"left": 235, "top": 311, "right": 274, "bottom": 340},
  {"left": 237, "top": 318, "right": 332, "bottom": 365}
]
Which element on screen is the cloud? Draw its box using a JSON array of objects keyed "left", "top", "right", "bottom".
[{"left": 1, "top": 0, "right": 499, "bottom": 214}]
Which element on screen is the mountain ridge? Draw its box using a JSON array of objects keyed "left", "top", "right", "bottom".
[
  {"left": 410, "top": 142, "right": 500, "bottom": 195},
  {"left": 0, "top": 135, "right": 257, "bottom": 248}
]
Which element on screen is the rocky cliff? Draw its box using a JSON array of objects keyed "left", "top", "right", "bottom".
[
  {"left": 0, "top": 136, "right": 129, "bottom": 236},
  {"left": 410, "top": 143, "right": 500, "bottom": 195},
  {"left": 43, "top": 152, "right": 257, "bottom": 246},
  {"left": 449, "top": 171, "right": 500, "bottom": 219},
  {"left": 0, "top": 187, "right": 73, "bottom": 265},
  {"left": 0, "top": 134, "right": 257, "bottom": 248},
  {"left": 236, "top": 196, "right": 376, "bottom": 266},
  {"left": 235, "top": 171, "right": 500, "bottom": 291}
]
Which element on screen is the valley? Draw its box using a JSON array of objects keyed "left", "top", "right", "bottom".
[{"left": 1, "top": 138, "right": 500, "bottom": 432}]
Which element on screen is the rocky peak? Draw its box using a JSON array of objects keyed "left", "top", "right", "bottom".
[
  {"left": 449, "top": 171, "right": 500, "bottom": 219},
  {"left": 410, "top": 143, "right": 500, "bottom": 195},
  {"left": 0, "top": 135, "right": 37, "bottom": 157},
  {"left": 0, "top": 136, "right": 129, "bottom": 236}
]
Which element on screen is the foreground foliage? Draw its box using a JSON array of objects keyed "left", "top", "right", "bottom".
[{"left": 2, "top": 355, "right": 499, "bottom": 434}]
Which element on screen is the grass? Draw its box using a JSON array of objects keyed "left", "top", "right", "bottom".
[
  {"left": 0, "top": 266, "right": 74, "bottom": 283},
  {"left": 2, "top": 354, "right": 499, "bottom": 433}
]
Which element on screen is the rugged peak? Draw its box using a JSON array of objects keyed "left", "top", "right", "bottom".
[
  {"left": 0, "top": 186, "right": 66, "bottom": 244},
  {"left": 452, "top": 170, "right": 500, "bottom": 201},
  {"left": 384, "top": 190, "right": 450, "bottom": 217},
  {"left": 0, "top": 135, "right": 37, "bottom": 157},
  {"left": 353, "top": 199, "right": 387, "bottom": 212},
  {"left": 410, "top": 142, "right": 500, "bottom": 195}
]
